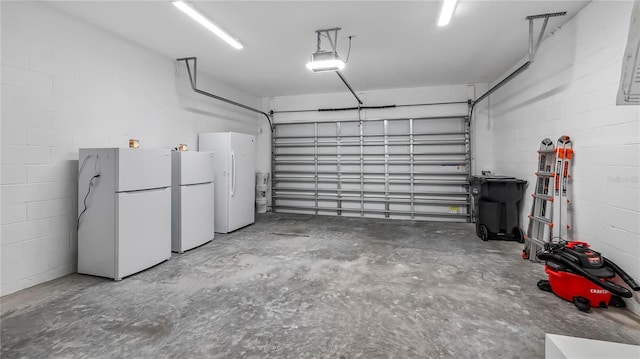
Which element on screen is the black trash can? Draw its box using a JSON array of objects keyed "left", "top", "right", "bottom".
[{"left": 469, "top": 176, "right": 527, "bottom": 242}]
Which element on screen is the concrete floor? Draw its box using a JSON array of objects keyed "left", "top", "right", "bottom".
[{"left": 2, "top": 212, "right": 639, "bottom": 358}]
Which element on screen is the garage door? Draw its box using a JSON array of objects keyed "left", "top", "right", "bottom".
[{"left": 272, "top": 115, "right": 470, "bottom": 222}]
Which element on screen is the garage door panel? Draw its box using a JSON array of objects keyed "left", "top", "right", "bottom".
[
  {"left": 339, "top": 183, "right": 360, "bottom": 191},
  {"left": 337, "top": 122, "right": 359, "bottom": 135},
  {"left": 363, "top": 122, "right": 384, "bottom": 135},
  {"left": 363, "top": 183, "right": 386, "bottom": 192},
  {"left": 363, "top": 147, "right": 385, "bottom": 155},
  {"left": 389, "top": 145, "right": 410, "bottom": 154},
  {"left": 389, "top": 164, "right": 411, "bottom": 173},
  {"left": 413, "top": 119, "right": 463, "bottom": 133},
  {"left": 388, "top": 183, "right": 411, "bottom": 192},
  {"left": 318, "top": 123, "right": 337, "bottom": 135},
  {"left": 273, "top": 115, "right": 470, "bottom": 221},
  {"left": 317, "top": 164, "right": 337, "bottom": 172},
  {"left": 318, "top": 147, "right": 337, "bottom": 155},
  {"left": 318, "top": 183, "right": 338, "bottom": 191},
  {"left": 388, "top": 121, "right": 410, "bottom": 135},
  {"left": 277, "top": 123, "right": 313, "bottom": 136}
]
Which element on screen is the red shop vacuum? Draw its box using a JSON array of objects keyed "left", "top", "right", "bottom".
[{"left": 536, "top": 241, "right": 640, "bottom": 312}]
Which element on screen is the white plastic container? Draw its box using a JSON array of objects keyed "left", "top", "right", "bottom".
[
  {"left": 256, "top": 185, "right": 267, "bottom": 199},
  {"left": 256, "top": 173, "right": 269, "bottom": 186},
  {"left": 256, "top": 198, "right": 267, "bottom": 213}
]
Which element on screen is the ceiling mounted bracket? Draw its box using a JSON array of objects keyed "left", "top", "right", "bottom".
[
  {"left": 527, "top": 11, "right": 566, "bottom": 61},
  {"left": 176, "top": 57, "right": 273, "bottom": 132},
  {"left": 315, "top": 27, "right": 341, "bottom": 53},
  {"left": 469, "top": 11, "right": 566, "bottom": 118}
]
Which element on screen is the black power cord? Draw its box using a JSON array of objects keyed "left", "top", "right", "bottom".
[
  {"left": 343, "top": 35, "right": 353, "bottom": 63},
  {"left": 320, "top": 32, "right": 353, "bottom": 63},
  {"left": 77, "top": 174, "right": 100, "bottom": 230}
]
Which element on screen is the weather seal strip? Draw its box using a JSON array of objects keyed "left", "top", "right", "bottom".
[{"left": 176, "top": 57, "right": 273, "bottom": 132}]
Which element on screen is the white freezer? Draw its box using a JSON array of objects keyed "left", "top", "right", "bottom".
[
  {"left": 78, "top": 148, "right": 172, "bottom": 280},
  {"left": 116, "top": 148, "right": 171, "bottom": 191},
  {"left": 174, "top": 150, "right": 216, "bottom": 185},
  {"left": 198, "top": 132, "right": 256, "bottom": 233},
  {"left": 171, "top": 151, "right": 216, "bottom": 253}
]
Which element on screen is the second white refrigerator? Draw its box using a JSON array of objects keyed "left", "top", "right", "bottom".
[
  {"left": 171, "top": 151, "right": 215, "bottom": 253},
  {"left": 198, "top": 132, "right": 256, "bottom": 233}
]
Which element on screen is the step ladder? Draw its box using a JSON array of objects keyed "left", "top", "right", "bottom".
[
  {"left": 522, "top": 136, "right": 573, "bottom": 260},
  {"left": 554, "top": 135, "right": 573, "bottom": 243}
]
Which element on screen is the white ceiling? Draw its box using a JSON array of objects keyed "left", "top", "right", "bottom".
[{"left": 45, "top": 0, "right": 591, "bottom": 98}]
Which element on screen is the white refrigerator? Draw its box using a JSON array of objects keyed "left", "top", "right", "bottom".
[
  {"left": 171, "top": 151, "right": 215, "bottom": 253},
  {"left": 78, "top": 148, "right": 172, "bottom": 280},
  {"left": 198, "top": 132, "right": 256, "bottom": 233}
]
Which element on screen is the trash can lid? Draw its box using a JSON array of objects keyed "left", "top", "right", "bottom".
[{"left": 469, "top": 175, "right": 526, "bottom": 184}]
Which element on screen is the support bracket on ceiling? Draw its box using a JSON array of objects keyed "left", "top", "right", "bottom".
[
  {"left": 469, "top": 11, "right": 566, "bottom": 117},
  {"left": 176, "top": 57, "right": 273, "bottom": 132},
  {"left": 527, "top": 11, "right": 567, "bottom": 61},
  {"left": 315, "top": 27, "right": 341, "bottom": 53}
]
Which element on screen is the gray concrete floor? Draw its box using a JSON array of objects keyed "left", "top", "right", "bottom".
[{"left": 2, "top": 212, "right": 639, "bottom": 358}]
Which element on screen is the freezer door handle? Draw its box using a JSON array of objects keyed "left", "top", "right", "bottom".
[{"left": 231, "top": 151, "right": 236, "bottom": 197}]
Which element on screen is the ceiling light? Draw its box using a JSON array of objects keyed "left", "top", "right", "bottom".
[
  {"left": 172, "top": 0, "right": 243, "bottom": 50},
  {"left": 306, "top": 52, "right": 345, "bottom": 72},
  {"left": 438, "top": 0, "right": 459, "bottom": 26},
  {"left": 306, "top": 28, "right": 345, "bottom": 73}
]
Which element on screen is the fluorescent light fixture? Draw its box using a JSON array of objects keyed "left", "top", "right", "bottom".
[
  {"left": 172, "top": 0, "right": 243, "bottom": 50},
  {"left": 306, "top": 51, "right": 345, "bottom": 72},
  {"left": 438, "top": 0, "right": 459, "bottom": 26}
]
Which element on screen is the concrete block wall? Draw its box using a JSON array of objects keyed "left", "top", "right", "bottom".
[
  {"left": 475, "top": 1, "right": 640, "bottom": 311},
  {"left": 1, "top": 1, "right": 264, "bottom": 295}
]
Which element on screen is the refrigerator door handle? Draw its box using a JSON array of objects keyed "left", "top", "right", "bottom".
[{"left": 231, "top": 151, "right": 236, "bottom": 197}]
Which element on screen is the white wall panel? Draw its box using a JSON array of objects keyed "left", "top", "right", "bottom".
[
  {"left": 476, "top": 1, "right": 640, "bottom": 313},
  {"left": 0, "top": 1, "right": 262, "bottom": 296},
  {"left": 1, "top": 125, "right": 26, "bottom": 145}
]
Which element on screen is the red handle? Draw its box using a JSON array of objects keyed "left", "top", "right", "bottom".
[{"left": 566, "top": 241, "right": 590, "bottom": 249}]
